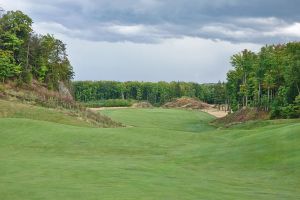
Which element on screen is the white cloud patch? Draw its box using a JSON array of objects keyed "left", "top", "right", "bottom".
[
  {"left": 200, "top": 24, "right": 254, "bottom": 39},
  {"left": 265, "top": 22, "right": 300, "bottom": 37},
  {"left": 107, "top": 24, "right": 149, "bottom": 36},
  {"left": 235, "top": 17, "right": 284, "bottom": 26},
  {"left": 199, "top": 18, "right": 300, "bottom": 43}
]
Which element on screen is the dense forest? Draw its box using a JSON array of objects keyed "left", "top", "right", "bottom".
[
  {"left": 227, "top": 43, "right": 300, "bottom": 118},
  {"left": 0, "top": 10, "right": 74, "bottom": 89},
  {"left": 73, "top": 81, "right": 226, "bottom": 106}
]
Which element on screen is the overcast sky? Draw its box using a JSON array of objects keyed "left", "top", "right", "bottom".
[{"left": 1, "top": 0, "right": 300, "bottom": 82}]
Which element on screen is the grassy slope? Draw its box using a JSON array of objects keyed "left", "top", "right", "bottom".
[
  {"left": 0, "top": 100, "right": 94, "bottom": 127},
  {"left": 0, "top": 99, "right": 122, "bottom": 128},
  {"left": 0, "top": 108, "right": 299, "bottom": 199}
]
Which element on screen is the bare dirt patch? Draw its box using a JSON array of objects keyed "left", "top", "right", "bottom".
[
  {"left": 202, "top": 106, "right": 228, "bottom": 118},
  {"left": 163, "top": 97, "right": 210, "bottom": 110},
  {"left": 132, "top": 101, "right": 153, "bottom": 108},
  {"left": 163, "top": 97, "right": 228, "bottom": 118}
]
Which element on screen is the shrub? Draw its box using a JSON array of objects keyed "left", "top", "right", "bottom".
[
  {"left": 281, "top": 105, "right": 296, "bottom": 119},
  {"left": 270, "top": 100, "right": 282, "bottom": 118},
  {"left": 0, "top": 50, "right": 21, "bottom": 82},
  {"left": 0, "top": 84, "right": 5, "bottom": 93},
  {"left": 293, "top": 95, "right": 300, "bottom": 117},
  {"left": 22, "top": 71, "right": 33, "bottom": 84},
  {"left": 270, "top": 95, "right": 300, "bottom": 119}
]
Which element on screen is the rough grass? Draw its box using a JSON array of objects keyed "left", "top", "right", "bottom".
[
  {"left": 0, "top": 108, "right": 299, "bottom": 199},
  {"left": 0, "top": 100, "right": 121, "bottom": 128},
  {"left": 0, "top": 82, "right": 122, "bottom": 128}
]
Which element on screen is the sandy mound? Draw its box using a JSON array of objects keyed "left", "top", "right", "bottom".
[
  {"left": 214, "top": 107, "right": 270, "bottom": 125},
  {"left": 132, "top": 101, "right": 153, "bottom": 108},
  {"left": 163, "top": 97, "right": 210, "bottom": 110}
]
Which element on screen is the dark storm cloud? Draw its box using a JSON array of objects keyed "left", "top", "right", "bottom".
[{"left": 3, "top": 0, "right": 300, "bottom": 43}]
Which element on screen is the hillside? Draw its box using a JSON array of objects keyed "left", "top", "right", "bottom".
[
  {"left": 0, "top": 108, "right": 299, "bottom": 199},
  {"left": 0, "top": 82, "right": 122, "bottom": 128}
]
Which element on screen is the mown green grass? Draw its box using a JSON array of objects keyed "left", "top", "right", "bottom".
[
  {"left": 101, "top": 108, "right": 216, "bottom": 132},
  {"left": 0, "top": 107, "right": 299, "bottom": 199}
]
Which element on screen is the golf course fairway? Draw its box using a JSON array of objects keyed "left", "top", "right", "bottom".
[{"left": 0, "top": 108, "right": 299, "bottom": 199}]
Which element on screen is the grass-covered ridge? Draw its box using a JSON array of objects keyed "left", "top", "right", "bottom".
[
  {"left": 0, "top": 100, "right": 93, "bottom": 127},
  {"left": 0, "top": 99, "right": 122, "bottom": 128},
  {"left": 0, "top": 81, "right": 123, "bottom": 128},
  {"left": 0, "top": 108, "right": 299, "bottom": 199}
]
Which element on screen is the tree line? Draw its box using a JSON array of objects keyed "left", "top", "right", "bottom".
[
  {"left": 0, "top": 10, "right": 74, "bottom": 89},
  {"left": 73, "top": 81, "right": 226, "bottom": 106},
  {"left": 226, "top": 42, "right": 300, "bottom": 118}
]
